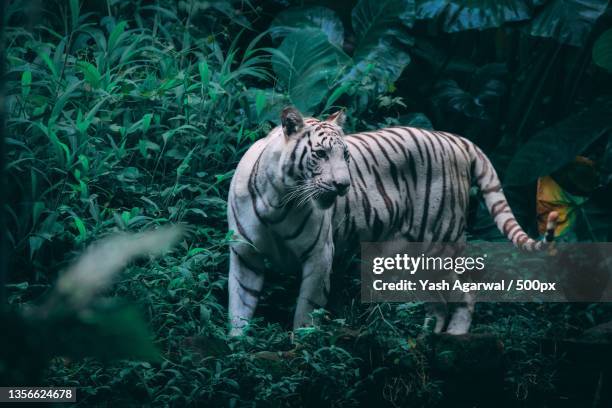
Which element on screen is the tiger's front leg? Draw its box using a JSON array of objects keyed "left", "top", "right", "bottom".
[
  {"left": 292, "top": 240, "right": 334, "bottom": 330},
  {"left": 228, "top": 243, "right": 266, "bottom": 337}
]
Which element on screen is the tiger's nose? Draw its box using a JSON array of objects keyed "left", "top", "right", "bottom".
[{"left": 333, "top": 180, "right": 350, "bottom": 196}]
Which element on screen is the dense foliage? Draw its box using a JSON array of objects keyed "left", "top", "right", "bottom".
[{"left": 3, "top": 0, "right": 612, "bottom": 406}]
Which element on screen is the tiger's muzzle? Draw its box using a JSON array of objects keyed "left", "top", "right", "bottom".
[
  {"left": 315, "top": 181, "right": 350, "bottom": 209},
  {"left": 333, "top": 180, "right": 350, "bottom": 196}
]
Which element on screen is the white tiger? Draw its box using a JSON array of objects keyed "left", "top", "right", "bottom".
[{"left": 227, "top": 107, "right": 558, "bottom": 336}]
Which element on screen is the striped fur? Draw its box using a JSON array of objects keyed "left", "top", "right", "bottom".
[{"left": 227, "top": 107, "right": 558, "bottom": 336}]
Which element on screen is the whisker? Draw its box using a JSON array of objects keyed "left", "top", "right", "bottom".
[{"left": 282, "top": 181, "right": 317, "bottom": 207}]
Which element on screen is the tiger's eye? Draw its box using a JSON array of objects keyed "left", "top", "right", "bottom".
[{"left": 315, "top": 150, "right": 328, "bottom": 159}]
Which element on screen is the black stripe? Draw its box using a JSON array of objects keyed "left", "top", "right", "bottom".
[
  {"left": 346, "top": 139, "right": 372, "bottom": 173},
  {"left": 373, "top": 166, "right": 394, "bottom": 224},
  {"left": 248, "top": 151, "right": 290, "bottom": 224},
  {"left": 305, "top": 297, "right": 324, "bottom": 309},
  {"left": 231, "top": 247, "right": 265, "bottom": 275},
  {"left": 349, "top": 148, "right": 368, "bottom": 187},
  {"left": 385, "top": 130, "right": 410, "bottom": 163},
  {"left": 442, "top": 133, "right": 471, "bottom": 164},
  {"left": 230, "top": 200, "right": 254, "bottom": 244},
  {"left": 299, "top": 218, "right": 325, "bottom": 261},
  {"left": 238, "top": 280, "right": 261, "bottom": 298},
  {"left": 362, "top": 133, "right": 400, "bottom": 190},
  {"left": 402, "top": 128, "right": 425, "bottom": 162},
  {"left": 443, "top": 147, "right": 460, "bottom": 242},
  {"left": 416, "top": 142, "right": 433, "bottom": 241},
  {"left": 343, "top": 195, "right": 352, "bottom": 238},
  {"left": 283, "top": 209, "right": 313, "bottom": 240},
  {"left": 238, "top": 291, "right": 254, "bottom": 308},
  {"left": 359, "top": 184, "right": 372, "bottom": 226},
  {"left": 287, "top": 138, "right": 301, "bottom": 178},
  {"left": 372, "top": 209, "right": 384, "bottom": 241},
  {"left": 431, "top": 158, "right": 448, "bottom": 241}
]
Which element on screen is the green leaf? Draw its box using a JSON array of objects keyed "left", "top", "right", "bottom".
[
  {"left": 245, "top": 88, "right": 290, "bottom": 122},
  {"left": 126, "top": 113, "right": 154, "bottom": 135},
  {"left": 35, "top": 48, "right": 58, "bottom": 78},
  {"left": 76, "top": 61, "right": 101, "bottom": 88},
  {"left": 142, "top": 113, "right": 153, "bottom": 133},
  {"left": 108, "top": 21, "right": 128, "bottom": 51},
  {"left": 199, "top": 60, "right": 210, "bottom": 88},
  {"left": 527, "top": 0, "right": 609, "bottom": 47},
  {"left": 177, "top": 148, "right": 195, "bottom": 177},
  {"left": 69, "top": 0, "right": 80, "bottom": 30},
  {"left": 431, "top": 66, "right": 507, "bottom": 120},
  {"left": 21, "top": 70, "right": 32, "bottom": 99},
  {"left": 32, "top": 201, "right": 45, "bottom": 226},
  {"left": 33, "top": 122, "right": 71, "bottom": 166},
  {"left": 348, "top": 0, "right": 415, "bottom": 93},
  {"left": 505, "top": 98, "right": 612, "bottom": 186},
  {"left": 272, "top": 29, "right": 350, "bottom": 113},
  {"left": 50, "top": 80, "right": 82, "bottom": 125},
  {"left": 28, "top": 236, "right": 44, "bottom": 259},
  {"left": 415, "top": 0, "right": 533, "bottom": 32},
  {"left": 593, "top": 28, "right": 612, "bottom": 73},
  {"left": 255, "top": 89, "right": 267, "bottom": 118},
  {"left": 324, "top": 81, "right": 353, "bottom": 111},
  {"left": 270, "top": 6, "right": 345, "bottom": 48},
  {"left": 78, "top": 154, "right": 89, "bottom": 171},
  {"left": 185, "top": 335, "right": 231, "bottom": 357},
  {"left": 77, "top": 96, "right": 109, "bottom": 134},
  {"left": 73, "top": 215, "right": 87, "bottom": 241}
]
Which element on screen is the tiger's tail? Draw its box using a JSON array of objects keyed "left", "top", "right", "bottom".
[{"left": 470, "top": 144, "right": 558, "bottom": 251}]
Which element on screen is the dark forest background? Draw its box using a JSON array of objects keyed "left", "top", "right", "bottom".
[{"left": 2, "top": 0, "right": 612, "bottom": 406}]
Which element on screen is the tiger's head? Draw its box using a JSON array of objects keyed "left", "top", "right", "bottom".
[{"left": 278, "top": 106, "right": 351, "bottom": 209}]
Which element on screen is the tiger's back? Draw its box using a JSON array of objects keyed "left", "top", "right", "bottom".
[{"left": 331, "top": 127, "right": 473, "bottom": 252}]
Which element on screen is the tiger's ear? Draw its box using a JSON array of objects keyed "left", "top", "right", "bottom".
[
  {"left": 281, "top": 106, "right": 304, "bottom": 138},
  {"left": 325, "top": 110, "right": 346, "bottom": 128}
]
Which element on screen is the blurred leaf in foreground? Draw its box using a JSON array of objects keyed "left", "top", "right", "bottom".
[
  {"left": 1, "top": 226, "right": 184, "bottom": 384},
  {"left": 55, "top": 225, "right": 183, "bottom": 308}
]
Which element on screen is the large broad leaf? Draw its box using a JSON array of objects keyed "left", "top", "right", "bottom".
[
  {"left": 593, "top": 28, "right": 612, "bottom": 72},
  {"left": 431, "top": 64, "right": 507, "bottom": 120},
  {"left": 272, "top": 29, "right": 350, "bottom": 113},
  {"left": 416, "top": 0, "right": 533, "bottom": 32},
  {"left": 431, "top": 78, "right": 506, "bottom": 119},
  {"left": 349, "top": 0, "right": 416, "bottom": 92},
  {"left": 432, "top": 79, "right": 488, "bottom": 118},
  {"left": 270, "top": 6, "right": 345, "bottom": 48},
  {"left": 244, "top": 88, "right": 291, "bottom": 123},
  {"left": 528, "top": 0, "right": 610, "bottom": 47},
  {"left": 505, "top": 98, "right": 612, "bottom": 186}
]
